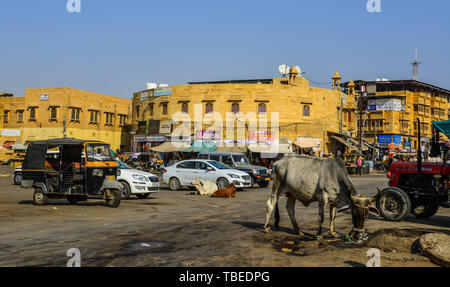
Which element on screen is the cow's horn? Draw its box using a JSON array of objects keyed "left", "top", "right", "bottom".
[
  {"left": 350, "top": 193, "right": 357, "bottom": 203},
  {"left": 370, "top": 187, "right": 382, "bottom": 203}
]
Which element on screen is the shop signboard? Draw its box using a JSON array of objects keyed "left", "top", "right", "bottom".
[
  {"left": 1, "top": 129, "right": 21, "bottom": 137},
  {"left": 393, "top": 135, "right": 402, "bottom": 144},
  {"left": 195, "top": 130, "right": 220, "bottom": 140},
  {"left": 378, "top": 135, "right": 392, "bottom": 144},
  {"left": 249, "top": 130, "right": 274, "bottom": 142},
  {"left": 159, "top": 120, "right": 172, "bottom": 134},
  {"left": 367, "top": 98, "right": 402, "bottom": 112}
]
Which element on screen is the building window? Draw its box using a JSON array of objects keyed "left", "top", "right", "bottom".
[
  {"left": 29, "top": 108, "right": 36, "bottom": 121},
  {"left": 3, "top": 111, "right": 8, "bottom": 123},
  {"left": 105, "top": 113, "right": 114, "bottom": 126},
  {"left": 258, "top": 103, "right": 266, "bottom": 114},
  {"left": 50, "top": 107, "right": 57, "bottom": 121},
  {"left": 17, "top": 110, "right": 23, "bottom": 123},
  {"left": 231, "top": 102, "right": 239, "bottom": 114},
  {"left": 205, "top": 102, "right": 213, "bottom": 114},
  {"left": 136, "top": 106, "right": 140, "bottom": 119},
  {"left": 119, "top": 115, "right": 128, "bottom": 126},
  {"left": 303, "top": 105, "right": 310, "bottom": 117},
  {"left": 90, "top": 111, "right": 99, "bottom": 124},
  {"left": 71, "top": 108, "right": 81, "bottom": 122},
  {"left": 181, "top": 103, "right": 188, "bottom": 114},
  {"left": 162, "top": 103, "right": 168, "bottom": 115},
  {"left": 149, "top": 104, "right": 154, "bottom": 116}
]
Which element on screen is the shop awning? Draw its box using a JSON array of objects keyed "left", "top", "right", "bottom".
[
  {"left": 181, "top": 141, "right": 217, "bottom": 153},
  {"left": 215, "top": 146, "right": 248, "bottom": 153},
  {"left": 150, "top": 142, "right": 192, "bottom": 153},
  {"left": 294, "top": 138, "right": 318, "bottom": 149},
  {"left": 248, "top": 144, "right": 293, "bottom": 154},
  {"left": 11, "top": 143, "right": 26, "bottom": 150},
  {"left": 433, "top": 120, "right": 450, "bottom": 137},
  {"left": 332, "top": 136, "right": 351, "bottom": 148}
]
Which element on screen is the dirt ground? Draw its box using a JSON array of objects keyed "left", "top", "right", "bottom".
[{"left": 0, "top": 166, "right": 449, "bottom": 267}]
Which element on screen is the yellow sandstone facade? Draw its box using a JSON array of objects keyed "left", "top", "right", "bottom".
[
  {"left": 343, "top": 80, "right": 450, "bottom": 150},
  {"left": 1, "top": 88, "right": 132, "bottom": 152},
  {"left": 131, "top": 67, "right": 356, "bottom": 154}
]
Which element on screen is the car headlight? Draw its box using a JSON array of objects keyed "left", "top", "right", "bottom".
[
  {"left": 227, "top": 173, "right": 240, "bottom": 178},
  {"left": 132, "top": 174, "right": 148, "bottom": 182}
]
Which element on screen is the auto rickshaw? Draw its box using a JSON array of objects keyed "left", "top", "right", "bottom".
[{"left": 21, "top": 138, "right": 123, "bottom": 207}]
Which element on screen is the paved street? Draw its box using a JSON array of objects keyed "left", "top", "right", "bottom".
[{"left": 0, "top": 168, "right": 449, "bottom": 267}]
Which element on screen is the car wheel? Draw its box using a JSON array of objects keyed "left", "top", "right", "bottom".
[
  {"left": 136, "top": 193, "right": 150, "bottom": 199},
  {"left": 169, "top": 177, "right": 181, "bottom": 191},
  {"left": 250, "top": 176, "right": 255, "bottom": 188},
  {"left": 67, "top": 196, "right": 79, "bottom": 204},
  {"left": 13, "top": 173, "right": 22, "bottom": 185},
  {"left": 258, "top": 181, "right": 270, "bottom": 188},
  {"left": 105, "top": 189, "right": 121, "bottom": 208},
  {"left": 119, "top": 181, "right": 131, "bottom": 200},
  {"left": 33, "top": 188, "right": 48, "bottom": 206},
  {"left": 411, "top": 203, "right": 439, "bottom": 218},
  {"left": 376, "top": 187, "right": 411, "bottom": 221},
  {"left": 217, "top": 178, "right": 229, "bottom": 189}
]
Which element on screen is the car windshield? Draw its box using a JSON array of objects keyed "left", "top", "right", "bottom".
[
  {"left": 86, "top": 144, "right": 114, "bottom": 162},
  {"left": 207, "top": 161, "right": 230, "bottom": 170},
  {"left": 232, "top": 154, "right": 249, "bottom": 164},
  {"left": 116, "top": 160, "right": 132, "bottom": 169}
]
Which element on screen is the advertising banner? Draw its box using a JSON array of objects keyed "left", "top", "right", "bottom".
[
  {"left": 1, "top": 129, "right": 21, "bottom": 137},
  {"left": 159, "top": 120, "right": 172, "bottom": 134}
]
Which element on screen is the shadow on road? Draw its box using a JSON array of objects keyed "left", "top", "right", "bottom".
[{"left": 17, "top": 200, "right": 109, "bottom": 207}]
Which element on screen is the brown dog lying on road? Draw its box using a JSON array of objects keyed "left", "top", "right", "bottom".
[{"left": 211, "top": 184, "right": 236, "bottom": 198}]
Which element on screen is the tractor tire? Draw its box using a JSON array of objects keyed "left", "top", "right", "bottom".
[{"left": 376, "top": 187, "right": 411, "bottom": 221}]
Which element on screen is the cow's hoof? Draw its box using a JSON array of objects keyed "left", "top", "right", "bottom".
[
  {"left": 329, "top": 232, "right": 339, "bottom": 238},
  {"left": 264, "top": 227, "right": 272, "bottom": 234}
]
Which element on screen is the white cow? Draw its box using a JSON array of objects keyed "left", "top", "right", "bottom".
[{"left": 192, "top": 178, "right": 218, "bottom": 196}]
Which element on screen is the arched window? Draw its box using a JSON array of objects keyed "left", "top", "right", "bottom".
[
  {"left": 181, "top": 103, "right": 188, "bottom": 113},
  {"left": 258, "top": 103, "right": 266, "bottom": 114},
  {"left": 303, "top": 105, "right": 310, "bottom": 117},
  {"left": 149, "top": 104, "right": 154, "bottom": 116},
  {"left": 231, "top": 102, "right": 239, "bottom": 113},
  {"left": 205, "top": 102, "right": 213, "bottom": 114},
  {"left": 29, "top": 108, "right": 36, "bottom": 121},
  {"left": 50, "top": 107, "right": 57, "bottom": 120}
]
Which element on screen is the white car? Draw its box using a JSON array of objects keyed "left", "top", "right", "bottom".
[
  {"left": 162, "top": 159, "right": 252, "bottom": 191},
  {"left": 116, "top": 160, "right": 159, "bottom": 199}
]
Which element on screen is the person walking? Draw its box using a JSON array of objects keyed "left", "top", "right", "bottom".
[{"left": 356, "top": 156, "right": 363, "bottom": 176}]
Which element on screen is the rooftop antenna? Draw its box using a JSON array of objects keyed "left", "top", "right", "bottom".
[{"left": 411, "top": 46, "right": 421, "bottom": 81}]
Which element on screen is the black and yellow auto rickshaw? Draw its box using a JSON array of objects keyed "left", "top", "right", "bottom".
[{"left": 21, "top": 138, "right": 123, "bottom": 207}]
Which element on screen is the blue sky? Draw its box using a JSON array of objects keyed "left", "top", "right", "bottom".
[{"left": 0, "top": 0, "right": 449, "bottom": 99}]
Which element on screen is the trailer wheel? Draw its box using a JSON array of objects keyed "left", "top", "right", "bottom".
[
  {"left": 376, "top": 187, "right": 411, "bottom": 221},
  {"left": 411, "top": 203, "right": 439, "bottom": 218},
  {"left": 33, "top": 188, "right": 48, "bottom": 206}
]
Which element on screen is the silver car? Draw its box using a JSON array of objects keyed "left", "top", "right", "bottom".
[{"left": 162, "top": 159, "right": 252, "bottom": 190}]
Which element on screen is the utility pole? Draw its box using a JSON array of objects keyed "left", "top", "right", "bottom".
[
  {"left": 358, "top": 83, "right": 367, "bottom": 156},
  {"left": 63, "top": 115, "right": 67, "bottom": 138},
  {"left": 339, "top": 88, "right": 343, "bottom": 134}
]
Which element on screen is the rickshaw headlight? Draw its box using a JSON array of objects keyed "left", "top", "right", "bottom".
[
  {"left": 117, "top": 170, "right": 121, "bottom": 177},
  {"left": 93, "top": 169, "right": 103, "bottom": 177}
]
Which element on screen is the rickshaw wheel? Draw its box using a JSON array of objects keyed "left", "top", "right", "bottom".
[
  {"left": 105, "top": 189, "right": 121, "bottom": 208},
  {"left": 33, "top": 188, "right": 48, "bottom": 206}
]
